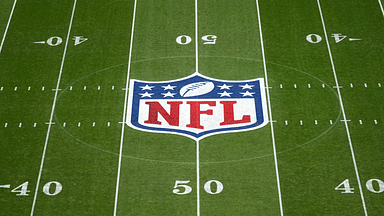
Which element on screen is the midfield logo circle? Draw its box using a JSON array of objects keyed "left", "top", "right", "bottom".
[{"left": 127, "top": 72, "right": 268, "bottom": 140}]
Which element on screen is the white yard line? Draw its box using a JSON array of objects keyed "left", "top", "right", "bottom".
[
  {"left": 255, "top": 1, "right": 284, "bottom": 215},
  {"left": 195, "top": 1, "right": 201, "bottom": 215},
  {"left": 30, "top": 0, "right": 78, "bottom": 215},
  {"left": 316, "top": 0, "right": 368, "bottom": 215},
  {"left": 196, "top": 139, "right": 200, "bottom": 216},
  {"left": 379, "top": 0, "right": 384, "bottom": 18},
  {"left": 195, "top": 0, "right": 199, "bottom": 73},
  {"left": 113, "top": 0, "right": 138, "bottom": 215},
  {"left": 0, "top": 0, "right": 17, "bottom": 54}
]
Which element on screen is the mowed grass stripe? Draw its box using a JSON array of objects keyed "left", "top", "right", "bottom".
[
  {"left": 317, "top": 0, "right": 384, "bottom": 214},
  {"left": 114, "top": 0, "right": 137, "bottom": 215},
  {"left": 198, "top": 0, "right": 280, "bottom": 215},
  {"left": 316, "top": 0, "right": 367, "bottom": 214},
  {"left": 117, "top": 0, "right": 197, "bottom": 215},
  {"left": 31, "top": 1, "right": 78, "bottom": 215},
  {"left": 256, "top": 0, "right": 284, "bottom": 214},
  {"left": 30, "top": 0, "right": 135, "bottom": 215},
  {"left": 0, "top": 1, "right": 78, "bottom": 215},
  {"left": 258, "top": 0, "right": 368, "bottom": 214}
]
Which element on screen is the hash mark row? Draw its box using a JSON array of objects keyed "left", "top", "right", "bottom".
[
  {"left": 0, "top": 85, "right": 118, "bottom": 92},
  {"left": 278, "top": 83, "right": 382, "bottom": 89}
]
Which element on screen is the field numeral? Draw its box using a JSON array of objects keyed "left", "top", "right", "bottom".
[
  {"left": 9, "top": 181, "right": 62, "bottom": 196},
  {"left": 335, "top": 179, "right": 354, "bottom": 193},
  {"left": 176, "top": 35, "right": 192, "bottom": 45},
  {"left": 11, "top": 182, "right": 30, "bottom": 196},
  {"left": 331, "top": 33, "right": 347, "bottom": 43},
  {"left": 366, "top": 179, "right": 384, "bottom": 193},
  {"left": 43, "top": 181, "right": 63, "bottom": 196},
  {"left": 306, "top": 34, "right": 322, "bottom": 44},
  {"left": 173, "top": 180, "right": 223, "bottom": 195},
  {"left": 201, "top": 35, "right": 217, "bottom": 44},
  {"left": 336, "top": 179, "right": 384, "bottom": 194},
  {"left": 73, "top": 36, "right": 88, "bottom": 46},
  {"left": 204, "top": 180, "right": 223, "bottom": 194},
  {"left": 47, "top": 36, "right": 63, "bottom": 46},
  {"left": 307, "top": 33, "right": 360, "bottom": 44},
  {"left": 173, "top": 180, "right": 192, "bottom": 195},
  {"left": 34, "top": 36, "right": 88, "bottom": 46},
  {"left": 176, "top": 35, "right": 218, "bottom": 45}
]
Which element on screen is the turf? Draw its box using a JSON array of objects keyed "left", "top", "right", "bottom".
[{"left": 0, "top": 0, "right": 383, "bottom": 215}]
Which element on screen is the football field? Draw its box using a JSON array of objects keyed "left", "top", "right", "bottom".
[{"left": 1, "top": 0, "right": 384, "bottom": 215}]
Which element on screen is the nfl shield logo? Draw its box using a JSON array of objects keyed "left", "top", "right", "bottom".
[{"left": 127, "top": 72, "right": 269, "bottom": 140}]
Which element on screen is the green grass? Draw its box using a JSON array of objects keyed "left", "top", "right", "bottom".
[{"left": 1, "top": 0, "right": 384, "bottom": 215}]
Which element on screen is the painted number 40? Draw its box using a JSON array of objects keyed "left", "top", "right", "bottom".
[
  {"left": 173, "top": 180, "right": 223, "bottom": 195},
  {"left": 336, "top": 179, "right": 384, "bottom": 194},
  {"left": 10, "top": 181, "right": 62, "bottom": 196}
]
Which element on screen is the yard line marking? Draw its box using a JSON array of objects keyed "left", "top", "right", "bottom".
[
  {"left": 317, "top": 1, "right": 368, "bottom": 215},
  {"left": 113, "top": 0, "right": 137, "bottom": 215},
  {"left": 195, "top": 1, "right": 200, "bottom": 215},
  {"left": 196, "top": 139, "right": 200, "bottom": 216},
  {"left": 0, "top": 0, "right": 17, "bottom": 54},
  {"left": 30, "top": 1, "right": 78, "bottom": 215},
  {"left": 195, "top": 0, "right": 199, "bottom": 73},
  {"left": 379, "top": 0, "right": 384, "bottom": 18},
  {"left": 256, "top": 0, "right": 284, "bottom": 215}
]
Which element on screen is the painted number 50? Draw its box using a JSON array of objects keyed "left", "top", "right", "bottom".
[{"left": 173, "top": 180, "right": 223, "bottom": 195}]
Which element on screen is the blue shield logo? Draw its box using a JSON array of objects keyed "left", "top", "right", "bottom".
[{"left": 127, "top": 72, "right": 268, "bottom": 140}]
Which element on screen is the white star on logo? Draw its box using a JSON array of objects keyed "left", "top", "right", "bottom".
[
  {"left": 162, "top": 84, "right": 177, "bottom": 90},
  {"left": 218, "top": 91, "right": 233, "bottom": 97},
  {"left": 239, "top": 84, "right": 255, "bottom": 90},
  {"left": 139, "top": 92, "right": 154, "bottom": 98},
  {"left": 240, "top": 91, "right": 255, "bottom": 97},
  {"left": 218, "top": 84, "right": 232, "bottom": 90},
  {"left": 161, "top": 91, "right": 177, "bottom": 98},
  {"left": 139, "top": 85, "right": 155, "bottom": 90}
]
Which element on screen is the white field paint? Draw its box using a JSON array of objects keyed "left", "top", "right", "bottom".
[
  {"left": 195, "top": 1, "right": 200, "bottom": 215},
  {"left": 30, "top": 1, "right": 78, "bottom": 215},
  {"left": 379, "top": 0, "right": 384, "bottom": 18},
  {"left": 256, "top": 0, "right": 284, "bottom": 215},
  {"left": 316, "top": 1, "right": 368, "bottom": 215},
  {"left": 0, "top": 0, "right": 17, "bottom": 54},
  {"left": 113, "top": 0, "right": 137, "bottom": 215}
]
